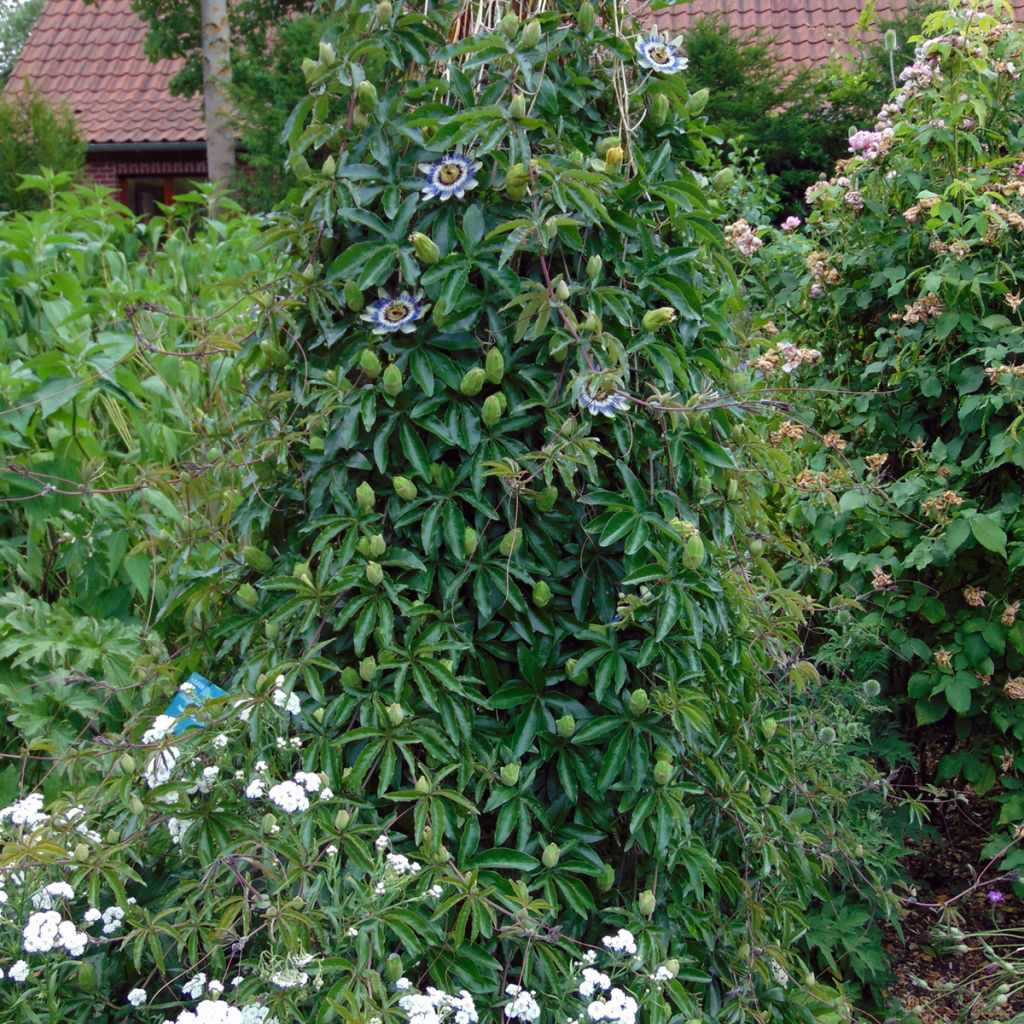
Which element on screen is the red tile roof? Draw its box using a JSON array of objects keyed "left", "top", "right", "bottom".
[
  {"left": 648, "top": 0, "right": 1024, "bottom": 67},
  {"left": 6, "top": 0, "right": 204, "bottom": 145}
]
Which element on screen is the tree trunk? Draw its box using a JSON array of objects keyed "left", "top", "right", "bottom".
[{"left": 200, "top": 0, "right": 235, "bottom": 200}]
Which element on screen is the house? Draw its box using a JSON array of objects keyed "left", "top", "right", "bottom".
[
  {"left": 652, "top": 0, "right": 1023, "bottom": 67},
  {"left": 6, "top": 0, "right": 206, "bottom": 214}
]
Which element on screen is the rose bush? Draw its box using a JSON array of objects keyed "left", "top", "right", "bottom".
[{"left": 725, "top": 0, "right": 1024, "bottom": 865}]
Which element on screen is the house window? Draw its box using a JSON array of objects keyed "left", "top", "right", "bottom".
[{"left": 120, "top": 176, "right": 200, "bottom": 217}]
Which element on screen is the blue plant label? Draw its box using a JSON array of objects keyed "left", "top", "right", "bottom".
[{"left": 162, "top": 672, "right": 229, "bottom": 735}]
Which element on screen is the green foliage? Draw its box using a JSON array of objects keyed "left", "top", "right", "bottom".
[
  {"left": 684, "top": 17, "right": 845, "bottom": 208},
  {"left": 730, "top": 1, "right": 1024, "bottom": 850},
  {"left": 0, "top": 0, "right": 44, "bottom": 85},
  {"left": 0, "top": 178, "right": 274, "bottom": 762},
  {"left": 0, "top": 4, "right": 902, "bottom": 1022},
  {"left": 0, "top": 84, "right": 84, "bottom": 211},
  {"left": 129, "top": 0, "right": 312, "bottom": 97},
  {"left": 230, "top": 12, "right": 333, "bottom": 208}
]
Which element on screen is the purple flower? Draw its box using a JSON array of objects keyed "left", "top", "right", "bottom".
[
  {"left": 780, "top": 216, "right": 801, "bottom": 232},
  {"left": 987, "top": 889, "right": 1005, "bottom": 904}
]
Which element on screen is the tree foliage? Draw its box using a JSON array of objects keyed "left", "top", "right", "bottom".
[
  {"left": 0, "top": 0, "right": 43, "bottom": 85},
  {"left": 0, "top": 83, "right": 83, "bottom": 211}
]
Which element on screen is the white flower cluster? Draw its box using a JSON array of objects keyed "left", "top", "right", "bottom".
[
  {"left": 168, "top": 817, "right": 191, "bottom": 845},
  {"left": 30, "top": 881, "right": 75, "bottom": 910},
  {"left": 601, "top": 929, "right": 637, "bottom": 956},
  {"left": 385, "top": 852, "right": 422, "bottom": 876},
  {"left": 7, "top": 960, "right": 29, "bottom": 982},
  {"left": 399, "top": 986, "right": 478, "bottom": 1024},
  {"left": 0, "top": 794, "right": 48, "bottom": 830},
  {"left": 163, "top": 1001, "right": 244, "bottom": 1024},
  {"left": 272, "top": 680, "right": 301, "bottom": 716},
  {"left": 128, "top": 987, "right": 148, "bottom": 1006},
  {"left": 22, "top": 910, "right": 88, "bottom": 956},
  {"left": 584, "top": 989, "right": 637, "bottom": 1024},
  {"left": 504, "top": 985, "right": 540, "bottom": 1022},
  {"left": 267, "top": 781, "right": 309, "bottom": 814}
]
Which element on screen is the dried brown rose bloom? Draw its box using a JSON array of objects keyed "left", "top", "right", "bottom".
[
  {"left": 1005, "top": 677, "right": 1024, "bottom": 700},
  {"left": 1003, "top": 601, "right": 1020, "bottom": 627},
  {"left": 935, "top": 649, "right": 953, "bottom": 670},
  {"left": 963, "top": 586, "right": 987, "bottom": 608},
  {"left": 822, "top": 431, "right": 847, "bottom": 452},
  {"left": 865, "top": 453, "right": 888, "bottom": 473},
  {"left": 871, "top": 566, "right": 893, "bottom": 590}
]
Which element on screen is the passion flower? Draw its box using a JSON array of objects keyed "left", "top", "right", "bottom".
[
  {"left": 361, "top": 290, "right": 428, "bottom": 334},
  {"left": 635, "top": 29, "right": 688, "bottom": 74},
  {"left": 418, "top": 151, "right": 482, "bottom": 202}
]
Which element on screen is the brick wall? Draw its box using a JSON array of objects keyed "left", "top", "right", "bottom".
[{"left": 85, "top": 150, "right": 208, "bottom": 190}]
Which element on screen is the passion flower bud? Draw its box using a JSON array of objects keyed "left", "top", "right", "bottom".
[
  {"left": 554, "top": 278, "right": 570, "bottom": 301},
  {"left": 521, "top": 19, "right": 542, "bottom": 47},
  {"left": 119, "top": 753, "right": 136, "bottom": 775},
  {"left": 352, "top": 109, "right": 369, "bottom": 130},
  {"left": 384, "top": 955, "right": 405, "bottom": 984},
  {"left": 682, "top": 533, "right": 705, "bottom": 570},
  {"left": 485, "top": 347, "right": 504, "bottom": 383},
  {"left": 340, "top": 667, "right": 359, "bottom": 687},
  {"left": 761, "top": 717, "right": 778, "bottom": 740},
  {"left": 393, "top": 476, "right": 418, "bottom": 501},
  {"left": 359, "top": 656, "right": 377, "bottom": 682},
  {"left": 711, "top": 167, "right": 735, "bottom": 191},
  {"left": 460, "top": 367, "right": 486, "bottom": 396},
  {"left": 536, "top": 485, "right": 557, "bottom": 512},
  {"left": 322, "top": 154, "right": 336, "bottom": 178},
  {"left": 499, "top": 529, "right": 522, "bottom": 557},
  {"left": 596, "top": 136, "right": 620, "bottom": 158},
  {"left": 581, "top": 312, "right": 602, "bottom": 333},
  {"left": 628, "top": 689, "right": 649, "bottom": 715},
  {"left": 409, "top": 231, "right": 440, "bottom": 264},
  {"left": 578, "top": 1, "right": 594, "bottom": 33},
  {"left": 293, "top": 562, "right": 313, "bottom": 586},
  {"left": 368, "top": 533, "right": 386, "bottom": 557},
  {"left": 556, "top": 713, "right": 576, "bottom": 739},
  {"left": 262, "top": 813, "right": 278, "bottom": 833},
  {"left": 265, "top": 618, "right": 279, "bottom": 641},
  {"left": 510, "top": 92, "right": 527, "bottom": 119},
  {"left": 604, "top": 146, "right": 624, "bottom": 171},
  {"left": 415, "top": 775, "right": 430, "bottom": 794},
  {"left": 359, "top": 347, "right": 382, "bottom": 378},
  {"left": 650, "top": 92, "right": 670, "bottom": 126},
  {"left": 387, "top": 703, "right": 405, "bottom": 726},
  {"left": 532, "top": 580, "right": 551, "bottom": 607},
  {"left": 506, "top": 162, "right": 529, "bottom": 188},
  {"left": 78, "top": 961, "right": 97, "bottom": 992},
  {"left": 319, "top": 40, "right": 336, "bottom": 65},
  {"left": 243, "top": 545, "right": 273, "bottom": 573},
  {"left": 434, "top": 843, "right": 449, "bottom": 863},
  {"left": 301, "top": 57, "right": 318, "bottom": 82},
  {"left": 642, "top": 307, "right": 677, "bottom": 331},
  {"left": 653, "top": 759, "right": 673, "bottom": 785},
  {"left": 500, "top": 762, "right": 521, "bottom": 786},
  {"left": 662, "top": 959, "right": 680, "bottom": 980},
  {"left": 500, "top": 10, "right": 519, "bottom": 36},
  {"left": 356, "top": 481, "right": 375, "bottom": 512},
  {"left": 463, "top": 526, "right": 478, "bottom": 557},
  {"left": 586, "top": 255, "right": 603, "bottom": 281},
  {"left": 381, "top": 362, "right": 403, "bottom": 396},
  {"left": 686, "top": 87, "right": 709, "bottom": 115},
  {"left": 235, "top": 583, "right": 259, "bottom": 610},
  {"left": 334, "top": 808, "right": 351, "bottom": 830},
  {"left": 375, "top": 0, "right": 392, "bottom": 20},
  {"left": 129, "top": 794, "right": 145, "bottom": 816},
  {"left": 356, "top": 80, "right": 378, "bottom": 113},
  {"left": 542, "top": 842, "right": 560, "bottom": 868},
  {"left": 596, "top": 863, "right": 615, "bottom": 891},
  {"left": 566, "top": 659, "right": 589, "bottom": 685},
  {"left": 365, "top": 561, "right": 384, "bottom": 586},
  {"left": 482, "top": 394, "right": 503, "bottom": 427},
  {"left": 669, "top": 515, "right": 695, "bottom": 538},
  {"left": 638, "top": 889, "right": 656, "bottom": 917},
  {"left": 344, "top": 279, "right": 364, "bottom": 311}
]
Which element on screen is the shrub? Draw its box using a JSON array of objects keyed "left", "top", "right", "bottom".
[
  {"left": 729, "top": 0, "right": 1024, "bottom": 857},
  {"left": 0, "top": 83, "right": 84, "bottom": 210},
  {"left": 0, "top": 179, "right": 273, "bottom": 755},
  {"left": 0, "top": 2, "right": 896, "bottom": 1021}
]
